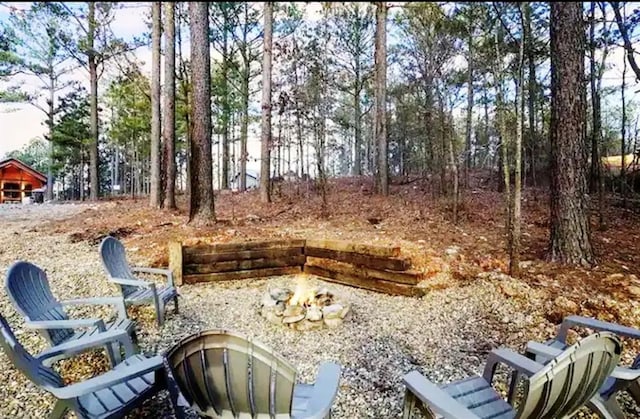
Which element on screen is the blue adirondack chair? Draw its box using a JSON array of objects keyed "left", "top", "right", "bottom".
[
  {"left": 0, "top": 313, "right": 167, "bottom": 419},
  {"left": 5, "top": 261, "right": 137, "bottom": 367},
  {"left": 99, "top": 236, "right": 179, "bottom": 327}
]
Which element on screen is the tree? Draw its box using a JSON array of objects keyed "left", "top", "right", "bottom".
[
  {"left": 260, "top": 2, "right": 274, "bottom": 203},
  {"left": 610, "top": 2, "right": 640, "bottom": 82},
  {"left": 163, "top": 2, "right": 177, "bottom": 210},
  {"left": 57, "top": 2, "right": 135, "bottom": 200},
  {"left": 330, "top": 4, "right": 374, "bottom": 176},
  {"left": 0, "top": 26, "right": 25, "bottom": 102},
  {"left": 374, "top": 2, "right": 388, "bottom": 196},
  {"left": 548, "top": 2, "right": 594, "bottom": 266},
  {"left": 188, "top": 1, "right": 215, "bottom": 223},
  {"left": 7, "top": 3, "right": 73, "bottom": 200},
  {"left": 150, "top": 2, "right": 162, "bottom": 207},
  {"left": 6, "top": 138, "right": 49, "bottom": 174}
]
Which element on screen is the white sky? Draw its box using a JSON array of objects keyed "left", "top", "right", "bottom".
[{"left": 0, "top": 2, "right": 638, "bottom": 166}]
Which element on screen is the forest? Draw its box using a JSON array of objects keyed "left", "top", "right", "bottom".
[{"left": 1, "top": 1, "right": 640, "bottom": 272}]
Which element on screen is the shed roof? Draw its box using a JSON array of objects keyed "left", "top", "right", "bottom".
[{"left": 0, "top": 158, "right": 47, "bottom": 183}]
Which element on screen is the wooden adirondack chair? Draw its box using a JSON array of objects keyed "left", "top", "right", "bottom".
[
  {"left": 99, "top": 236, "right": 179, "bottom": 327},
  {"left": 402, "top": 331, "right": 622, "bottom": 419},
  {"left": 0, "top": 313, "right": 167, "bottom": 419},
  {"left": 525, "top": 315, "right": 640, "bottom": 419},
  {"left": 165, "top": 329, "right": 342, "bottom": 419},
  {"left": 5, "top": 261, "right": 137, "bottom": 367}
]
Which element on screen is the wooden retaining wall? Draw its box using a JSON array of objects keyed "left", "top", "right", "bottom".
[{"left": 169, "top": 239, "right": 425, "bottom": 297}]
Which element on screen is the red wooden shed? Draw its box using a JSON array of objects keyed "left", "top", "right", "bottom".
[{"left": 0, "top": 158, "right": 47, "bottom": 203}]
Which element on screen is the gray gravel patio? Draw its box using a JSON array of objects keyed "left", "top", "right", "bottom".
[{"left": 0, "top": 203, "right": 541, "bottom": 418}]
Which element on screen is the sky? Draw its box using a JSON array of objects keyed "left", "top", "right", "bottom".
[{"left": 0, "top": 2, "right": 639, "bottom": 167}]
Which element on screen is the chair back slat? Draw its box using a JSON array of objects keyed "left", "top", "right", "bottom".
[
  {"left": 5, "top": 261, "right": 72, "bottom": 345},
  {"left": 167, "top": 330, "right": 297, "bottom": 418},
  {"left": 99, "top": 236, "right": 137, "bottom": 297},
  {"left": 0, "top": 313, "right": 63, "bottom": 389},
  {"left": 517, "top": 332, "right": 621, "bottom": 418}
]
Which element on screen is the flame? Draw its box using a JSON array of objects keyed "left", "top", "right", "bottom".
[{"left": 289, "top": 277, "right": 317, "bottom": 307}]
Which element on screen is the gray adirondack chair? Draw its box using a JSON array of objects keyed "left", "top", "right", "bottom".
[
  {"left": 402, "top": 331, "right": 621, "bottom": 419},
  {"left": 5, "top": 260, "right": 137, "bottom": 367},
  {"left": 165, "top": 329, "right": 342, "bottom": 419},
  {"left": 99, "top": 236, "right": 179, "bottom": 327},
  {"left": 525, "top": 315, "right": 640, "bottom": 418},
  {"left": 0, "top": 312, "right": 167, "bottom": 419}
]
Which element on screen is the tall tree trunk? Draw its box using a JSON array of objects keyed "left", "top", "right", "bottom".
[
  {"left": 163, "top": 2, "right": 177, "bottom": 210},
  {"left": 221, "top": 23, "right": 230, "bottom": 190},
  {"left": 354, "top": 56, "right": 362, "bottom": 176},
  {"left": 374, "top": 2, "right": 388, "bottom": 196},
  {"left": 293, "top": 38, "right": 304, "bottom": 177},
  {"left": 549, "top": 2, "right": 594, "bottom": 266},
  {"left": 493, "top": 28, "right": 510, "bottom": 235},
  {"left": 239, "top": 6, "right": 250, "bottom": 192},
  {"left": 188, "top": 1, "right": 215, "bottom": 224},
  {"left": 621, "top": 32, "right": 627, "bottom": 208},
  {"left": 88, "top": 2, "right": 99, "bottom": 201},
  {"left": 464, "top": 25, "right": 474, "bottom": 188},
  {"left": 525, "top": 3, "right": 537, "bottom": 189},
  {"left": 510, "top": 4, "right": 526, "bottom": 277},
  {"left": 46, "top": 69, "right": 55, "bottom": 201},
  {"left": 260, "top": 2, "right": 273, "bottom": 203},
  {"left": 150, "top": 1, "right": 162, "bottom": 207}
]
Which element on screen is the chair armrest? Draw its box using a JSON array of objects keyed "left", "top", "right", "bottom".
[
  {"left": 525, "top": 341, "right": 564, "bottom": 364},
  {"left": 610, "top": 366, "right": 640, "bottom": 381},
  {"left": 25, "top": 318, "right": 105, "bottom": 331},
  {"left": 304, "top": 362, "right": 341, "bottom": 419},
  {"left": 558, "top": 315, "right": 640, "bottom": 343},
  {"left": 482, "top": 348, "right": 544, "bottom": 384},
  {"left": 61, "top": 297, "right": 128, "bottom": 319},
  {"left": 36, "top": 329, "right": 135, "bottom": 363},
  {"left": 132, "top": 267, "right": 174, "bottom": 287},
  {"left": 109, "top": 276, "right": 151, "bottom": 289},
  {"left": 402, "top": 371, "right": 481, "bottom": 419},
  {"left": 48, "top": 356, "right": 164, "bottom": 400}
]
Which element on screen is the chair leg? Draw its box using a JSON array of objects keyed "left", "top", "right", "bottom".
[
  {"left": 587, "top": 395, "right": 626, "bottom": 419},
  {"left": 49, "top": 400, "right": 68, "bottom": 419},
  {"left": 174, "top": 295, "right": 179, "bottom": 314},
  {"left": 157, "top": 301, "right": 165, "bottom": 327},
  {"left": 402, "top": 389, "right": 416, "bottom": 419}
]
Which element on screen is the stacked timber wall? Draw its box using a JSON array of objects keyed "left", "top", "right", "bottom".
[{"left": 169, "top": 239, "right": 425, "bottom": 297}]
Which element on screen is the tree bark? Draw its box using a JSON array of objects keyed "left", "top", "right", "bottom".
[
  {"left": 88, "top": 2, "right": 99, "bottom": 201},
  {"left": 163, "top": 2, "right": 177, "bottom": 210},
  {"left": 510, "top": 4, "right": 526, "bottom": 277},
  {"left": 374, "top": 2, "right": 388, "bottom": 196},
  {"left": 549, "top": 2, "right": 594, "bottom": 266},
  {"left": 525, "top": 3, "right": 537, "bottom": 189},
  {"left": 260, "top": 2, "right": 273, "bottom": 203},
  {"left": 150, "top": 1, "right": 162, "bottom": 207},
  {"left": 188, "top": 1, "right": 215, "bottom": 224}
]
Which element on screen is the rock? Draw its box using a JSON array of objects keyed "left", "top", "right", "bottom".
[
  {"left": 339, "top": 304, "right": 351, "bottom": 319},
  {"left": 628, "top": 285, "right": 640, "bottom": 298},
  {"left": 261, "top": 292, "right": 278, "bottom": 308},
  {"left": 263, "top": 309, "right": 282, "bottom": 325},
  {"left": 270, "top": 288, "right": 293, "bottom": 302},
  {"left": 324, "top": 317, "right": 343, "bottom": 328},
  {"left": 306, "top": 306, "right": 323, "bottom": 321},
  {"left": 547, "top": 296, "right": 579, "bottom": 323},
  {"left": 293, "top": 320, "right": 323, "bottom": 331},
  {"left": 283, "top": 314, "right": 305, "bottom": 324},
  {"left": 518, "top": 260, "right": 534, "bottom": 269},
  {"left": 444, "top": 246, "right": 461, "bottom": 258},
  {"left": 283, "top": 305, "right": 305, "bottom": 318},
  {"left": 322, "top": 304, "right": 343, "bottom": 319}
]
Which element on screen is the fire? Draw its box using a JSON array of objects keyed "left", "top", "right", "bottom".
[{"left": 289, "top": 276, "right": 317, "bottom": 307}]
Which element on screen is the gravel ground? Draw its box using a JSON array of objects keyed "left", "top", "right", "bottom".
[{"left": 0, "top": 204, "right": 552, "bottom": 418}]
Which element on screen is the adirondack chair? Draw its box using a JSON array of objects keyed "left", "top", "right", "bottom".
[
  {"left": 99, "top": 236, "right": 179, "bottom": 327},
  {"left": 401, "top": 331, "right": 621, "bottom": 419},
  {"left": 165, "top": 329, "right": 342, "bottom": 419},
  {"left": 524, "top": 315, "right": 640, "bottom": 419},
  {"left": 0, "top": 312, "right": 167, "bottom": 419},
  {"left": 5, "top": 261, "right": 137, "bottom": 367}
]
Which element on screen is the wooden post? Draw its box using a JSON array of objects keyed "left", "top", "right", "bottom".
[{"left": 168, "top": 241, "right": 183, "bottom": 286}]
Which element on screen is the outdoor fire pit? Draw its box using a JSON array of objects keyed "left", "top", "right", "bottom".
[{"left": 259, "top": 276, "right": 351, "bottom": 331}]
